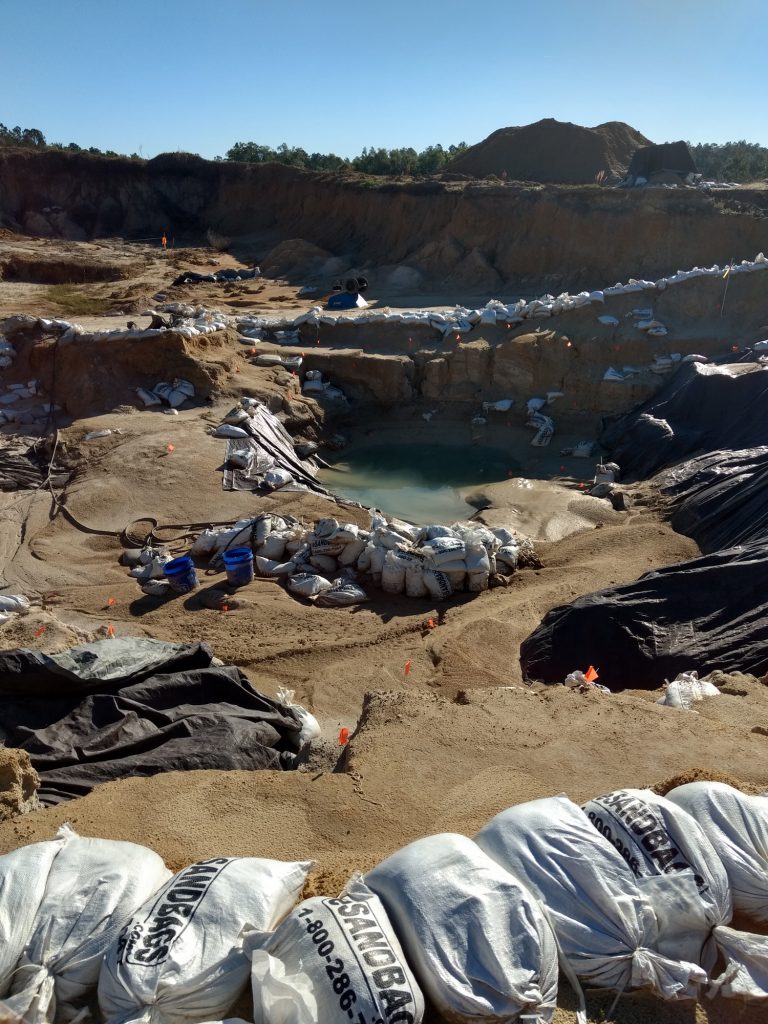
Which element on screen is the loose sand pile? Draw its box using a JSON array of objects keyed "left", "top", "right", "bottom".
[{"left": 447, "top": 117, "right": 651, "bottom": 183}]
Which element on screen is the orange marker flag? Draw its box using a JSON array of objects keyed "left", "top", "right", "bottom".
[
  {"left": 585, "top": 665, "right": 599, "bottom": 682},
  {"left": 404, "top": 660, "right": 412, "bottom": 677},
  {"left": 339, "top": 727, "right": 349, "bottom": 746},
  {"left": 34, "top": 625, "right": 46, "bottom": 638},
  {"left": 166, "top": 444, "right": 175, "bottom": 454},
  {"left": 107, "top": 596, "right": 116, "bottom": 607},
  {"left": 107, "top": 623, "right": 115, "bottom": 638},
  {"left": 426, "top": 618, "right": 436, "bottom": 630}
]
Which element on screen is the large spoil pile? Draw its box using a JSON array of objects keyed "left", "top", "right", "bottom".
[{"left": 445, "top": 118, "right": 651, "bottom": 183}]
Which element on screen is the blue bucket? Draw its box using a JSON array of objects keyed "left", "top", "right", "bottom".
[
  {"left": 163, "top": 555, "right": 199, "bottom": 594},
  {"left": 222, "top": 546, "right": 254, "bottom": 587}
]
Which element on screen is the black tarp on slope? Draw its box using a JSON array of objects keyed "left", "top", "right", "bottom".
[
  {"left": 0, "top": 639, "right": 302, "bottom": 804},
  {"left": 601, "top": 362, "right": 768, "bottom": 478},
  {"left": 658, "top": 447, "right": 768, "bottom": 552},
  {"left": 520, "top": 542, "right": 768, "bottom": 690}
]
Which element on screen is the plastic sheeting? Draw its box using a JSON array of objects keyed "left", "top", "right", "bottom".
[
  {"left": 601, "top": 362, "right": 768, "bottom": 479},
  {"left": 520, "top": 541, "right": 768, "bottom": 689},
  {"left": 658, "top": 447, "right": 768, "bottom": 551},
  {"left": 0, "top": 640, "right": 302, "bottom": 803}
]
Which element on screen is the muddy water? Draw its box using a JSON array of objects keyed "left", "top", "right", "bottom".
[{"left": 318, "top": 443, "right": 520, "bottom": 524}]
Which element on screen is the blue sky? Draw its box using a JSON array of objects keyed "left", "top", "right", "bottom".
[{"left": 3, "top": 0, "right": 766, "bottom": 158}]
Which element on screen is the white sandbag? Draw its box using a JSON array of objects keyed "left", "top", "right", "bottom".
[
  {"left": 0, "top": 595, "right": 30, "bottom": 615},
  {"left": 465, "top": 543, "right": 490, "bottom": 573},
  {"left": 228, "top": 449, "right": 254, "bottom": 472},
  {"left": 382, "top": 551, "right": 407, "bottom": 595},
  {"left": 315, "top": 580, "right": 369, "bottom": 607},
  {"left": 467, "top": 571, "right": 489, "bottom": 593},
  {"left": 253, "top": 877, "right": 423, "bottom": 1024},
  {"left": 99, "top": 857, "right": 312, "bottom": 1024},
  {"left": 366, "top": 833, "right": 558, "bottom": 1024},
  {"left": 264, "top": 468, "right": 293, "bottom": 490},
  {"left": 420, "top": 525, "right": 456, "bottom": 541},
  {"left": 310, "top": 554, "right": 338, "bottom": 575},
  {"left": 421, "top": 537, "right": 466, "bottom": 565},
  {"left": 423, "top": 569, "right": 453, "bottom": 601},
  {"left": 309, "top": 539, "right": 346, "bottom": 557},
  {"left": 496, "top": 545, "right": 519, "bottom": 572},
  {"left": 9, "top": 829, "right": 171, "bottom": 1024},
  {"left": 213, "top": 424, "right": 249, "bottom": 439},
  {"left": 368, "top": 546, "right": 386, "bottom": 575},
  {"left": 582, "top": 787, "right": 768, "bottom": 1000},
  {"left": 657, "top": 671, "right": 720, "bottom": 710},
  {"left": 329, "top": 523, "right": 359, "bottom": 543},
  {"left": 0, "top": 839, "right": 66, "bottom": 998},
  {"left": 259, "top": 534, "right": 287, "bottom": 561},
  {"left": 667, "top": 782, "right": 768, "bottom": 923},
  {"left": 314, "top": 518, "right": 338, "bottom": 538},
  {"left": 255, "top": 556, "right": 295, "bottom": 577},
  {"left": 475, "top": 795, "right": 707, "bottom": 1000},
  {"left": 338, "top": 539, "right": 366, "bottom": 566},
  {"left": 405, "top": 561, "right": 428, "bottom": 598},
  {"left": 287, "top": 573, "right": 333, "bottom": 599},
  {"left": 442, "top": 569, "right": 467, "bottom": 591},
  {"left": 376, "top": 528, "right": 411, "bottom": 551},
  {"left": 356, "top": 543, "right": 373, "bottom": 572}
]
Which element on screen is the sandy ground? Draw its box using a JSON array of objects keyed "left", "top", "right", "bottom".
[{"left": 1, "top": 237, "right": 768, "bottom": 1024}]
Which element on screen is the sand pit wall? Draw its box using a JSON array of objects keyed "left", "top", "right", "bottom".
[
  {"left": 1, "top": 323, "right": 236, "bottom": 420},
  {"left": 3, "top": 149, "right": 768, "bottom": 292}
]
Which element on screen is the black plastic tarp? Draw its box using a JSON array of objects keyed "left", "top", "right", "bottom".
[
  {"left": 520, "top": 541, "right": 768, "bottom": 690},
  {"left": 627, "top": 141, "right": 697, "bottom": 181},
  {"left": 658, "top": 447, "right": 768, "bottom": 552},
  {"left": 601, "top": 362, "right": 768, "bottom": 478},
  {"left": 0, "top": 639, "right": 302, "bottom": 804}
]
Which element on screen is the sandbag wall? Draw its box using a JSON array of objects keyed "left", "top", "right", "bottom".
[
  {"left": 191, "top": 512, "right": 535, "bottom": 605},
  {"left": 4, "top": 780, "right": 768, "bottom": 1024}
]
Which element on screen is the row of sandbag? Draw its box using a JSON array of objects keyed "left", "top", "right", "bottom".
[
  {"left": 156, "top": 252, "right": 768, "bottom": 340},
  {"left": 191, "top": 511, "right": 534, "bottom": 602},
  {"left": 4, "top": 781, "right": 768, "bottom": 1024}
]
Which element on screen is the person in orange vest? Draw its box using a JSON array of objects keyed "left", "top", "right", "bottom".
[{"left": 161, "top": 232, "right": 167, "bottom": 250}]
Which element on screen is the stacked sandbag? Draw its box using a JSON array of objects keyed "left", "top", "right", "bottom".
[
  {"left": 190, "top": 512, "right": 535, "bottom": 606},
  {"left": 0, "top": 838, "right": 66, "bottom": 997},
  {"left": 7, "top": 826, "right": 172, "bottom": 1024},
  {"left": 666, "top": 782, "right": 768, "bottom": 925},
  {"left": 583, "top": 788, "right": 768, "bottom": 999},
  {"left": 475, "top": 794, "right": 707, "bottom": 1000},
  {"left": 99, "top": 856, "right": 312, "bottom": 1024},
  {"left": 366, "top": 833, "right": 561, "bottom": 1023},
  {"left": 251, "top": 876, "right": 424, "bottom": 1024}
]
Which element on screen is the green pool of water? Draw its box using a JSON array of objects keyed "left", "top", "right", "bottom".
[{"left": 318, "top": 443, "right": 520, "bottom": 524}]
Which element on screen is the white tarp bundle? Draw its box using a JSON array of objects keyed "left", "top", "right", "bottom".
[
  {"left": 475, "top": 795, "right": 707, "bottom": 1000},
  {"left": 667, "top": 782, "right": 768, "bottom": 924},
  {"left": 582, "top": 788, "right": 768, "bottom": 1000},
  {"left": 99, "top": 857, "right": 312, "bottom": 1024},
  {"left": 252, "top": 876, "right": 424, "bottom": 1024},
  {"left": 0, "top": 839, "right": 65, "bottom": 997},
  {"left": 366, "top": 833, "right": 560, "bottom": 1023},
  {"left": 7, "top": 827, "right": 171, "bottom": 1024}
]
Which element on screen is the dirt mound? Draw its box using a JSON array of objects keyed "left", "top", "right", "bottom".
[
  {"left": 0, "top": 749, "right": 41, "bottom": 821},
  {"left": 446, "top": 118, "right": 652, "bottom": 183},
  {"left": 260, "top": 238, "right": 336, "bottom": 279}
]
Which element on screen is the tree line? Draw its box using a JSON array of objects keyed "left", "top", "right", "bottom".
[
  {"left": 3, "top": 123, "right": 768, "bottom": 182},
  {"left": 223, "top": 141, "right": 469, "bottom": 176}
]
